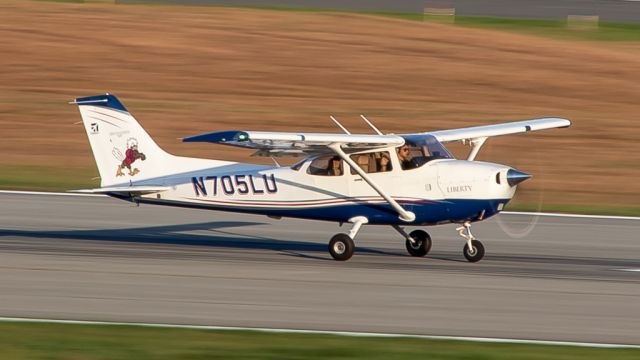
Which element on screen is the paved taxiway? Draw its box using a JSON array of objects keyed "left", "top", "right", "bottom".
[{"left": 0, "top": 192, "right": 638, "bottom": 344}]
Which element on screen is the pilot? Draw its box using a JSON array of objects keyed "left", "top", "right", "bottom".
[
  {"left": 326, "top": 156, "right": 342, "bottom": 176},
  {"left": 397, "top": 145, "right": 417, "bottom": 170},
  {"left": 377, "top": 153, "right": 391, "bottom": 172}
]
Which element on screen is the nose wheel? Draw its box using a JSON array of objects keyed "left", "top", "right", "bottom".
[
  {"left": 463, "top": 239, "right": 485, "bottom": 262},
  {"left": 457, "top": 221, "right": 485, "bottom": 263}
]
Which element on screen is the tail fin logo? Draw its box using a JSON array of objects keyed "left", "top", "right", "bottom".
[{"left": 114, "top": 137, "right": 147, "bottom": 177}]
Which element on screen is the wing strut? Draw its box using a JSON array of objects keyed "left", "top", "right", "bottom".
[
  {"left": 330, "top": 115, "right": 351, "bottom": 134},
  {"left": 466, "top": 137, "right": 487, "bottom": 161},
  {"left": 327, "top": 143, "right": 416, "bottom": 222},
  {"left": 360, "top": 115, "right": 383, "bottom": 135}
]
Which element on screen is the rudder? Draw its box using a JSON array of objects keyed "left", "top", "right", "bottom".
[{"left": 74, "top": 94, "right": 173, "bottom": 187}]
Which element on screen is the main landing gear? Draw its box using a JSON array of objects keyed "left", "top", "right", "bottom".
[
  {"left": 327, "top": 218, "right": 485, "bottom": 263},
  {"left": 393, "top": 225, "right": 432, "bottom": 257},
  {"left": 328, "top": 216, "right": 368, "bottom": 261}
]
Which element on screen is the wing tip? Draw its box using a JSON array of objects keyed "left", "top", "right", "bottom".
[{"left": 183, "top": 130, "right": 249, "bottom": 143}]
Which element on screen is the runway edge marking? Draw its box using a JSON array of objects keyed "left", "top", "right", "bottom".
[
  {"left": 0, "top": 317, "right": 638, "bottom": 348},
  {"left": 1, "top": 190, "right": 639, "bottom": 220}
]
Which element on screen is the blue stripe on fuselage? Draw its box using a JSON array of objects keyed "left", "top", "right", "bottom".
[{"left": 133, "top": 197, "right": 510, "bottom": 225}]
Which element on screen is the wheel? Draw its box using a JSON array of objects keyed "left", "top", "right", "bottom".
[
  {"left": 329, "top": 233, "right": 355, "bottom": 261},
  {"left": 405, "top": 230, "right": 432, "bottom": 257},
  {"left": 463, "top": 240, "right": 485, "bottom": 263}
]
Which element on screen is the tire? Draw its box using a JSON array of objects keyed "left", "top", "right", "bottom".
[
  {"left": 405, "top": 230, "right": 432, "bottom": 257},
  {"left": 463, "top": 240, "right": 485, "bottom": 263},
  {"left": 329, "top": 233, "right": 355, "bottom": 261}
]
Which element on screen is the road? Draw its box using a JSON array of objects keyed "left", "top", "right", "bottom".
[{"left": 0, "top": 192, "right": 639, "bottom": 344}]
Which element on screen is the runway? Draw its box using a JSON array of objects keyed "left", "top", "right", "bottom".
[{"left": 0, "top": 192, "right": 639, "bottom": 344}]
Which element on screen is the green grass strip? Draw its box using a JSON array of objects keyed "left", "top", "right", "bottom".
[
  {"left": 112, "top": 1, "right": 640, "bottom": 41},
  {"left": 451, "top": 16, "right": 640, "bottom": 42},
  {"left": 0, "top": 321, "right": 638, "bottom": 360},
  {"left": 0, "top": 164, "right": 98, "bottom": 192}
]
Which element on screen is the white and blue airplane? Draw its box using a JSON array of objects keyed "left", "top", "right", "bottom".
[{"left": 72, "top": 94, "right": 570, "bottom": 262}]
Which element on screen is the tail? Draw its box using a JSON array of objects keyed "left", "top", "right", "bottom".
[{"left": 73, "top": 94, "right": 174, "bottom": 187}]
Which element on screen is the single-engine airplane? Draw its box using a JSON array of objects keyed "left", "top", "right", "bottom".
[{"left": 72, "top": 94, "right": 570, "bottom": 262}]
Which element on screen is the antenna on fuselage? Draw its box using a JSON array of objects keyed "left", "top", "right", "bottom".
[
  {"left": 359, "top": 115, "right": 383, "bottom": 135},
  {"left": 330, "top": 115, "right": 351, "bottom": 134}
]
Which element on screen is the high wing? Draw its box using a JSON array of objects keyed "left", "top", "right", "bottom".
[
  {"left": 183, "top": 118, "right": 570, "bottom": 157},
  {"left": 424, "top": 117, "right": 571, "bottom": 143},
  {"left": 183, "top": 130, "right": 405, "bottom": 157}
]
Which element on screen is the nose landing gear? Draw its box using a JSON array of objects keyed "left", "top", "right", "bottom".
[{"left": 457, "top": 221, "right": 485, "bottom": 263}]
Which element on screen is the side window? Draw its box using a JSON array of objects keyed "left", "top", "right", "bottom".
[
  {"left": 350, "top": 151, "right": 392, "bottom": 174},
  {"left": 396, "top": 145, "right": 422, "bottom": 170},
  {"left": 306, "top": 156, "right": 344, "bottom": 176}
]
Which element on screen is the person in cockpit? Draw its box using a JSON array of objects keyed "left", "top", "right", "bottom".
[
  {"left": 397, "top": 145, "right": 418, "bottom": 170},
  {"left": 326, "top": 156, "right": 342, "bottom": 176},
  {"left": 377, "top": 153, "right": 391, "bottom": 172}
]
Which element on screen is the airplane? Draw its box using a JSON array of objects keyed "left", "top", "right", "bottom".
[{"left": 71, "top": 93, "right": 570, "bottom": 263}]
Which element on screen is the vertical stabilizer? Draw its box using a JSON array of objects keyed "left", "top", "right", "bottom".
[{"left": 74, "top": 94, "right": 173, "bottom": 187}]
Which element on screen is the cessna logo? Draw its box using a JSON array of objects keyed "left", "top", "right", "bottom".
[{"left": 90, "top": 123, "right": 99, "bottom": 134}]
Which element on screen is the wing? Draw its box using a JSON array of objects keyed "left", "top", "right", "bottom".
[
  {"left": 183, "top": 130, "right": 405, "bottom": 157},
  {"left": 425, "top": 117, "right": 571, "bottom": 143},
  {"left": 69, "top": 185, "right": 171, "bottom": 195}
]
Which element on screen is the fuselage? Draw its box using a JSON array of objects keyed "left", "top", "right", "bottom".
[{"left": 126, "top": 147, "right": 517, "bottom": 226}]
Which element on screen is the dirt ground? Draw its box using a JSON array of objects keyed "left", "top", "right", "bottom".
[{"left": 1, "top": 1, "right": 639, "bottom": 208}]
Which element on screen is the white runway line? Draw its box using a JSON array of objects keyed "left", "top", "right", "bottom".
[
  {"left": 500, "top": 211, "right": 640, "bottom": 221},
  {"left": 0, "top": 317, "right": 638, "bottom": 348},
  {"left": 614, "top": 269, "right": 640, "bottom": 272},
  {"left": 0, "top": 190, "right": 105, "bottom": 197},
  {"left": 1, "top": 190, "right": 639, "bottom": 221}
]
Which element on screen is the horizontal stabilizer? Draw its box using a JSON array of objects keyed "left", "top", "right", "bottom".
[{"left": 69, "top": 186, "right": 171, "bottom": 195}]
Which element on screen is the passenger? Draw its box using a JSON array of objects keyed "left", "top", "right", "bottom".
[
  {"left": 377, "top": 153, "right": 391, "bottom": 172},
  {"left": 397, "top": 145, "right": 418, "bottom": 170},
  {"left": 326, "top": 156, "right": 342, "bottom": 176}
]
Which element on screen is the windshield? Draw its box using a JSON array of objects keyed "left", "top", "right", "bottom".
[{"left": 397, "top": 134, "right": 454, "bottom": 169}]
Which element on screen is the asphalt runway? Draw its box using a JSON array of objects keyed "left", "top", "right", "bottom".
[{"left": 1, "top": 192, "right": 639, "bottom": 344}]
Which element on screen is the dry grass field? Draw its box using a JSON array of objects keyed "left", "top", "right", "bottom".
[{"left": 1, "top": 1, "right": 639, "bottom": 213}]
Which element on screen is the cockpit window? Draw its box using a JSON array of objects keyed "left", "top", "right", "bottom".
[
  {"left": 349, "top": 151, "right": 392, "bottom": 174},
  {"left": 306, "top": 155, "right": 344, "bottom": 176},
  {"left": 397, "top": 134, "right": 454, "bottom": 170}
]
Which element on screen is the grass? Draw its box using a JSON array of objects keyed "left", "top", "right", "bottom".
[
  {"left": 0, "top": 321, "right": 638, "bottom": 360},
  {"left": 0, "top": 164, "right": 98, "bottom": 192},
  {"left": 112, "top": 1, "right": 640, "bottom": 41},
  {"left": 451, "top": 16, "right": 640, "bottom": 42}
]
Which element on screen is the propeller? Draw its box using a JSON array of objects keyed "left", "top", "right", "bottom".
[{"left": 493, "top": 139, "right": 545, "bottom": 239}]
